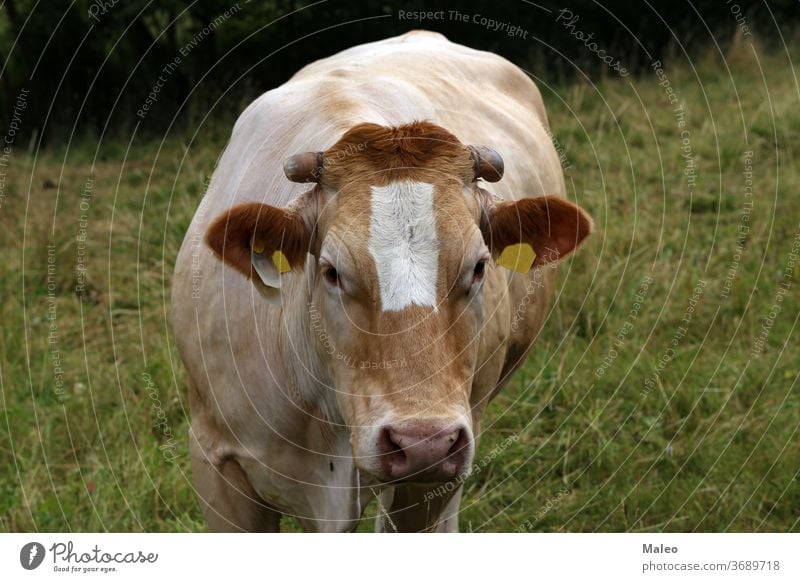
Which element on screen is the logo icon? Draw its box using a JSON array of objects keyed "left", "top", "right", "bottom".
[{"left": 20, "top": 542, "right": 45, "bottom": 570}]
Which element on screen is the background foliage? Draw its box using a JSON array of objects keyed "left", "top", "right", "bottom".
[{"left": 2, "top": 0, "right": 800, "bottom": 142}]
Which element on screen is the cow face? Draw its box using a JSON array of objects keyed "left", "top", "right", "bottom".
[{"left": 205, "top": 121, "right": 592, "bottom": 484}]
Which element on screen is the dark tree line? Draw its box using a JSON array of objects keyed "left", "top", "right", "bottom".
[{"left": 1, "top": 0, "right": 797, "bottom": 144}]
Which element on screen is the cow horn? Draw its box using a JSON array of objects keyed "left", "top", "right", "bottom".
[
  {"left": 283, "top": 151, "right": 324, "bottom": 183},
  {"left": 468, "top": 145, "right": 504, "bottom": 182}
]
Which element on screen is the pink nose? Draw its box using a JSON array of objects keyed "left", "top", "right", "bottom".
[{"left": 378, "top": 420, "right": 471, "bottom": 482}]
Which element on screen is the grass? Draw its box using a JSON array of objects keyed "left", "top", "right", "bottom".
[{"left": 1, "top": 37, "right": 798, "bottom": 532}]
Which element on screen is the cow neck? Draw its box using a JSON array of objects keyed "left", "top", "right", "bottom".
[{"left": 277, "top": 267, "right": 342, "bottom": 429}]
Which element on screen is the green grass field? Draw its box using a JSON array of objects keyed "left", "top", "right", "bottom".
[{"left": 1, "top": 38, "right": 798, "bottom": 532}]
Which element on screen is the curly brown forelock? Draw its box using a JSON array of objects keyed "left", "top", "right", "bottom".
[{"left": 321, "top": 121, "right": 474, "bottom": 184}]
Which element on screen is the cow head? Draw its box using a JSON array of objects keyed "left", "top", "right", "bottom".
[{"left": 205, "top": 121, "right": 592, "bottom": 484}]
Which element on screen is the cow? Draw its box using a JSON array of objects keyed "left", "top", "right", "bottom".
[{"left": 171, "top": 30, "right": 593, "bottom": 533}]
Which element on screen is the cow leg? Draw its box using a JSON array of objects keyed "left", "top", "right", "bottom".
[
  {"left": 190, "top": 434, "right": 280, "bottom": 532},
  {"left": 374, "top": 483, "right": 463, "bottom": 532},
  {"left": 432, "top": 486, "right": 463, "bottom": 532}
]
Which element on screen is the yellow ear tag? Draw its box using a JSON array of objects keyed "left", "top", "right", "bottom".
[
  {"left": 251, "top": 238, "right": 265, "bottom": 254},
  {"left": 271, "top": 250, "right": 292, "bottom": 274},
  {"left": 497, "top": 243, "right": 536, "bottom": 273}
]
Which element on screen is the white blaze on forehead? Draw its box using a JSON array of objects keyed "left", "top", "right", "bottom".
[{"left": 368, "top": 180, "right": 440, "bottom": 312}]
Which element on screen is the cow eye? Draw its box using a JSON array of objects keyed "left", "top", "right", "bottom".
[
  {"left": 472, "top": 260, "right": 486, "bottom": 284},
  {"left": 323, "top": 266, "right": 341, "bottom": 287}
]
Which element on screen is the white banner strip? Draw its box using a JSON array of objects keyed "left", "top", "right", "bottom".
[{"left": 1, "top": 533, "right": 797, "bottom": 581}]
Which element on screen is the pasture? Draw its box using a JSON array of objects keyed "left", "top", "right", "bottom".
[{"left": 1, "top": 38, "right": 797, "bottom": 532}]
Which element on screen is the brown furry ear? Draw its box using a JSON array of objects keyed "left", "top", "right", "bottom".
[
  {"left": 205, "top": 202, "right": 311, "bottom": 280},
  {"left": 481, "top": 195, "right": 593, "bottom": 268}
]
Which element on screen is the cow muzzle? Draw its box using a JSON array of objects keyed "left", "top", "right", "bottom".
[{"left": 374, "top": 419, "right": 473, "bottom": 483}]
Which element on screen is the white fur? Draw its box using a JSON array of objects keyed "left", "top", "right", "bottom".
[{"left": 368, "top": 180, "right": 439, "bottom": 311}]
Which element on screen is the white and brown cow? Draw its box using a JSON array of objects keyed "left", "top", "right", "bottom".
[{"left": 172, "top": 31, "right": 592, "bottom": 532}]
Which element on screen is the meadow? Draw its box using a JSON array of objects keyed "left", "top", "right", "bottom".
[{"left": 1, "top": 37, "right": 798, "bottom": 532}]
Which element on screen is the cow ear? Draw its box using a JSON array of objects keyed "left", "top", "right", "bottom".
[
  {"left": 480, "top": 195, "right": 593, "bottom": 272},
  {"left": 205, "top": 193, "right": 316, "bottom": 302}
]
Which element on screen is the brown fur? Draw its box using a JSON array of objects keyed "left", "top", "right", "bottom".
[
  {"left": 321, "top": 120, "right": 475, "bottom": 186},
  {"left": 482, "top": 195, "right": 594, "bottom": 266},
  {"left": 204, "top": 202, "right": 311, "bottom": 279}
]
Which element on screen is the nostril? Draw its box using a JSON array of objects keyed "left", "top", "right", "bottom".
[
  {"left": 379, "top": 428, "right": 407, "bottom": 475},
  {"left": 385, "top": 427, "right": 403, "bottom": 450},
  {"left": 446, "top": 428, "right": 468, "bottom": 459}
]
